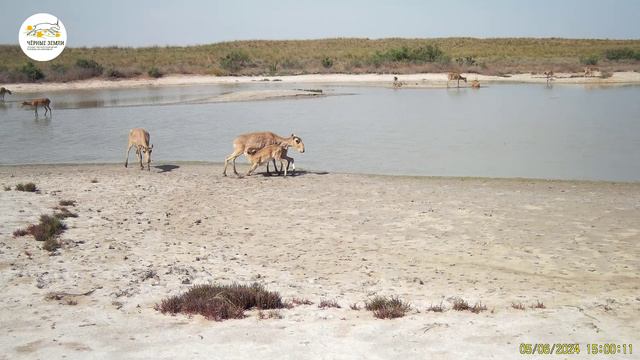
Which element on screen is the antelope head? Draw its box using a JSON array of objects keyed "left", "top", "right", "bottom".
[{"left": 289, "top": 134, "right": 305, "bottom": 153}]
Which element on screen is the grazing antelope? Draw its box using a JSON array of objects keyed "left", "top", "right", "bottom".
[
  {"left": 22, "top": 98, "right": 52, "bottom": 116},
  {"left": 447, "top": 72, "right": 467, "bottom": 88},
  {"left": 584, "top": 66, "right": 599, "bottom": 78},
  {"left": 470, "top": 80, "right": 481, "bottom": 89},
  {"left": 543, "top": 70, "right": 554, "bottom": 83},
  {"left": 0, "top": 87, "right": 11, "bottom": 101},
  {"left": 244, "top": 143, "right": 295, "bottom": 177},
  {"left": 223, "top": 132, "right": 305, "bottom": 177},
  {"left": 124, "top": 128, "right": 154, "bottom": 171}
]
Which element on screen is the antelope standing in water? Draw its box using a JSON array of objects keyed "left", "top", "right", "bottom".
[
  {"left": 0, "top": 87, "right": 11, "bottom": 101},
  {"left": 543, "top": 70, "right": 554, "bottom": 84},
  {"left": 22, "top": 98, "right": 52, "bottom": 116},
  {"left": 470, "top": 80, "right": 481, "bottom": 89},
  {"left": 124, "top": 128, "right": 154, "bottom": 171},
  {"left": 584, "top": 66, "right": 599, "bottom": 78},
  {"left": 447, "top": 72, "right": 467, "bottom": 88},
  {"left": 392, "top": 76, "right": 403, "bottom": 89}
]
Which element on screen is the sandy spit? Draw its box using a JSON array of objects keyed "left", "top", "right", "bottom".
[
  {"left": 6, "top": 72, "right": 640, "bottom": 93},
  {"left": 0, "top": 164, "right": 638, "bottom": 359}
]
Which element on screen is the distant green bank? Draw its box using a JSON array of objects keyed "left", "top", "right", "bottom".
[{"left": 1, "top": 38, "right": 639, "bottom": 83}]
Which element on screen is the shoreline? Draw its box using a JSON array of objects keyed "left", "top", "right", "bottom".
[
  {"left": 5, "top": 71, "right": 640, "bottom": 93},
  {"left": 0, "top": 162, "right": 636, "bottom": 184}
]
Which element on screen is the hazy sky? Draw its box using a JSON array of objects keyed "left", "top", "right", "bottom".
[{"left": 2, "top": 0, "right": 639, "bottom": 47}]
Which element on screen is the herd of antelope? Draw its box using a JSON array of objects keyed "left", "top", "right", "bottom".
[{"left": 0, "top": 65, "right": 608, "bottom": 176}]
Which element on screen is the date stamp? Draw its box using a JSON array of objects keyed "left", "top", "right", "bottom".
[{"left": 519, "top": 343, "right": 633, "bottom": 355}]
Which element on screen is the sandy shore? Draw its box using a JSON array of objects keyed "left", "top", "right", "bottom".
[
  {"left": 6, "top": 71, "right": 640, "bottom": 93},
  {"left": 0, "top": 164, "right": 638, "bottom": 359}
]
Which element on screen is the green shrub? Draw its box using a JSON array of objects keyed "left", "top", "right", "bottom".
[
  {"left": 75, "top": 58, "right": 103, "bottom": 76},
  {"left": 580, "top": 55, "right": 599, "bottom": 65},
  {"left": 220, "top": 51, "right": 252, "bottom": 72},
  {"left": 604, "top": 48, "right": 639, "bottom": 61},
  {"left": 148, "top": 66, "right": 163, "bottom": 78},
  {"left": 19, "top": 62, "right": 45, "bottom": 81},
  {"left": 321, "top": 57, "right": 334, "bottom": 69},
  {"left": 370, "top": 45, "right": 448, "bottom": 66}
]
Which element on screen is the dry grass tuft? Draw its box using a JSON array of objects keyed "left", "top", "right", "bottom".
[
  {"left": 350, "top": 303, "right": 361, "bottom": 310},
  {"left": 13, "top": 228, "right": 29, "bottom": 237},
  {"left": 318, "top": 299, "right": 341, "bottom": 309},
  {"left": 511, "top": 302, "right": 526, "bottom": 310},
  {"left": 15, "top": 182, "right": 37, "bottom": 192},
  {"left": 53, "top": 206, "right": 78, "bottom": 219},
  {"left": 3, "top": 185, "right": 11, "bottom": 191},
  {"left": 531, "top": 300, "right": 546, "bottom": 309},
  {"left": 452, "top": 298, "right": 487, "bottom": 313},
  {"left": 426, "top": 301, "right": 446, "bottom": 312},
  {"left": 365, "top": 296, "right": 411, "bottom": 319},
  {"left": 258, "top": 309, "right": 283, "bottom": 320},
  {"left": 90, "top": 179, "right": 98, "bottom": 183},
  {"left": 289, "top": 297, "right": 313, "bottom": 306},
  {"left": 59, "top": 200, "right": 76, "bottom": 206},
  {"left": 156, "top": 283, "right": 284, "bottom": 321}
]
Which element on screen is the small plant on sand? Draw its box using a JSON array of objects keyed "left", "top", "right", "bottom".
[
  {"left": 28, "top": 215, "right": 67, "bottom": 242},
  {"left": 426, "top": 301, "right": 446, "bottom": 312},
  {"left": 53, "top": 206, "right": 78, "bottom": 219},
  {"left": 15, "top": 182, "right": 37, "bottom": 192},
  {"left": 258, "top": 309, "right": 283, "bottom": 320},
  {"left": 156, "top": 282, "right": 284, "bottom": 321},
  {"left": 3, "top": 185, "right": 10, "bottom": 191},
  {"left": 13, "top": 228, "right": 29, "bottom": 237},
  {"left": 531, "top": 300, "right": 546, "bottom": 309},
  {"left": 365, "top": 296, "right": 411, "bottom": 319},
  {"left": 289, "top": 297, "right": 313, "bottom": 306},
  {"left": 15, "top": 214, "right": 67, "bottom": 251},
  {"left": 452, "top": 298, "right": 487, "bottom": 313},
  {"left": 90, "top": 178, "right": 98, "bottom": 183},
  {"left": 511, "top": 302, "right": 526, "bottom": 310},
  {"left": 318, "top": 299, "right": 341, "bottom": 309},
  {"left": 350, "top": 303, "right": 361, "bottom": 310},
  {"left": 452, "top": 298, "right": 470, "bottom": 311},
  {"left": 59, "top": 200, "right": 76, "bottom": 207}
]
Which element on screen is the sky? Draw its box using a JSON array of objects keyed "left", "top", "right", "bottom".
[{"left": 1, "top": 0, "right": 639, "bottom": 47}]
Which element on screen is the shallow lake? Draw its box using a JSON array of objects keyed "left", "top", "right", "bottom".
[{"left": 1, "top": 82, "right": 639, "bottom": 181}]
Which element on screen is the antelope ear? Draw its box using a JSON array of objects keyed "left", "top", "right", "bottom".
[{"left": 150, "top": 144, "right": 154, "bottom": 150}]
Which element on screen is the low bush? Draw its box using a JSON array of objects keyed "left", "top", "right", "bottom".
[
  {"left": 15, "top": 182, "right": 37, "bottom": 192},
  {"left": 365, "top": 296, "right": 410, "bottom": 319},
  {"left": 156, "top": 283, "right": 284, "bottom": 321}
]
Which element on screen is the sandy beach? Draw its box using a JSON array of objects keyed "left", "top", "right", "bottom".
[
  {"left": 6, "top": 71, "right": 640, "bottom": 93},
  {"left": 0, "top": 163, "right": 638, "bottom": 359}
]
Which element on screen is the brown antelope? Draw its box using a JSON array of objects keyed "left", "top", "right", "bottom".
[
  {"left": 584, "top": 66, "right": 599, "bottom": 78},
  {"left": 0, "top": 87, "right": 11, "bottom": 101},
  {"left": 22, "top": 98, "right": 51, "bottom": 116},
  {"left": 223, "top": 132, "right": 305, "bottom": 176},
  {"left": 447, "top": 72, "right": 467, "bottom": 88},
  {"left": 470, "top": 80, "right": 481, "bottom": 89},
  {"left": 124, "top": 128, "right": 153, "bottom": 171},
  {"left": 543, "top": 70, "right": 554, "bottom": 83},
  {"left": 244, "top": 143, "right": 296, "bottom": 177}
]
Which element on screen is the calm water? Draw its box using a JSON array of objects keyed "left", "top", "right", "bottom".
[{"left": 1, "top": 83, "right": 639, "bottom": 181}]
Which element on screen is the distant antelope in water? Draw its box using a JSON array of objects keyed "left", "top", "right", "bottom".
[
  {"left": 543, "top": 70, "right": 554, "bottom": 84},
  {"left": 0, "top": 87, "right": 11, "bottom": 101},
  {"left": 584, "top": 66, "right": 599, "bottom": 78},
  {"left": 392, "top": 76, "right": 403, "bottom": 89},
  {"left": 470, "top": 80, "right": 481, "bottom": 89},
  {"left": 447, "top": 72, "right": 467, "bottom": 88},
  {"left": 22, "top": 98, "right": 52, "bottom": 116}
]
